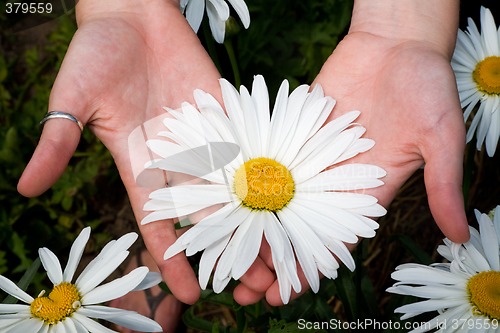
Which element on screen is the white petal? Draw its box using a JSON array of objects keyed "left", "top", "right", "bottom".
[
  {"left": 262, "top": 213, "right": 285, "bottom": 261},
  {"left": 214, "top": 214, "right": 255, "bottom": 283},
  {"left": 0, "top": 304, "right": 30, "bottom": 314},
  {"left": 39, "top": 248, "right": 63, "bottom": 285},
  {"left": 0, "top": 318, "right": 23, "bottom": 330},
  {"left": 185, "top": 0, "right": 205, "bottom": 33},
  {"left": 480, "top": 6, "right": 499, "bottom": 56},
  {"left": 132, "top": 272, "right": 162, "bottom": 291},
  {"left": 485, "top": 98, "right": 500, "bottom": 156},
  {"left": 0, "top": 276, "right": 33, "bottom": 304},
  {"left": 461, "top": 241, "right": 492, "bottom": 272},
  {"left": 273, "top": 84, "right": 311, "bottom": 163},
  {"left": 292, "top": 127, "right": 362, "bottom": 183},
  {"left": 297, "top": 164, "right": 386, "bottom": 191},
  {"left": 77, "top": 251, "right": 130, "bottom": 296},
  {"left": 220, "top": 79, "right": 252, "bottom": 157},
  {"left": 278, "top": 209, "right": 321, "bottom": 293},
  {"left": 287, "top": 200, "right": 358, "bottom": 244},
  {"left": 238, "top": 85, "right": 261, "bottom": 157},
  {"left": 494, "top": 206, "right": 500, "bottom": 240},
  {"left": 335, "top": 137, "right": 375, "bottom": 165},
  {"left": 76, "top": 233, "right": 138, "bottom": 293},
  {"left": 476, "top": 97, "right": 493, "bottom": 147},
  {"left": 163, "top": 204, "right": 235, "bottom": 259},
  {"left": 184, "top": 206, "right": 248, "bottom": 256},
  {"left": 59, "top": 318, "right": 78, "bottom": 333},
  {"left": 227, "top": 0, "right": 250, "bottom": 28},
  {"left": 199, "top": 234, "right": 231, "bottom": 289},
  {"left": 322, "top": 239, "right": 356, "bottom": 272},
  {"left": 267, "top": 80, "right": 291, "bottom": 158},
  {"left": 63, "top": 227, "right": 91, "bottom": 283},
  {"left": 5, "top": 318, "right": 43, "bottom": 333},
  {"left": 391, "top": 265, "right": 465, "bottom": 285},
  {"left": 250, "top": 75, "right": 270, "bottom": 156},
  {"left": 78, "top": 305, "right": 162, "bottom": 332},
  {"left": 387, "top": 284, "right": 464, "bottom": 299},
  {"left": 478, "top": 213, "right": 500, "bottom": 270},
  {"left": 292, "top": 193, "right": 380, "bottom": 237},
  {"left": 69, "top": 318, "right": 88, "bottom": 333},
  {"left": 288, "top": 110, "right": 360, "bottom": 170},
  {"left": 262, "top": 214, "right": 301, "bottom": 295},
  {"left": 395, "top": 298, "right": 467, "bottom": 317},
  {"left": 147, "top": 185, "right": 231, "bottom": 206},
  {"left": 272, "top": 258, "right": 292, "bottom": 305},
  {"left": 72, "top": 313, "right": 118, "bottom": 333},
  {"left": 81, "top": 267, "right": 148, "bottom": 305},
  {"left": 207, "top": 0, "right": 230, "bottom": 20},
  {"left": 231, "top": 214, "right": 263, "bottom": 280}
]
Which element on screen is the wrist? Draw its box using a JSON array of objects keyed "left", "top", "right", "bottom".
[
  {"left": 348, "top": 0, "right": 459, "bottom": 58},
  {"left": 75, "top": 0, "right": 180, "bottom": 24}
]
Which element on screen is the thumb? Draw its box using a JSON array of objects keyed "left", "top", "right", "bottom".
[
  {"left": 17, "top": 72, "right": 89, "bottom": 197},
  {"left": 17, "top": 117, "right": 82, "bottom": 197},
  {"left": 423, "top": 123, "right": 470, "bottom": 243}
]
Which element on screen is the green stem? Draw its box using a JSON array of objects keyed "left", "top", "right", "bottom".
[{"left": 224, "top": 39, "right": 241, "bottom": 88}]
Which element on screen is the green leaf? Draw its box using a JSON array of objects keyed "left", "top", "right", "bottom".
[
  {"left": 2, "top": 258, "right": 40, "bottom": 304},
  {"left": 391, "top": 234, "right": 433, "bottom": 265}
]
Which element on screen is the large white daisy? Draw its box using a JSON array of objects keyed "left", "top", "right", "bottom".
[
  {"left": 180, "top": 0, "right": 250, "bottom": 43},
  {"left": 0, "top": 227, "right": 162, "bottom": 333},
  {"left": 452, "top": 6, "right": 500, "bottom": 157},
  {"left": 388, "top": 206, "right": 500, "bottom": 332},
  {"left": 141, "top": 75, "right": 387, "bottom": 304}
]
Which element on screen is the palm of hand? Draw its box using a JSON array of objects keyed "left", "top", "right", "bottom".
[{"left": 314, "top": 32, "right": 468, "bottom": 241}]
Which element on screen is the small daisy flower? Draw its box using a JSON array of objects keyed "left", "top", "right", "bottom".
[
  {"left": 141, "top": 75, "right": 387, "bottom": 304},
  {"left": 452, "top": 6, "right": 500, "bottom": 157},
  {"left": 180, "top": 0, "right": 250, "bottom": 43},
  {"left": 0, "top": 227, "right": 162, "bottom": 332},
  {"left": 387, "top": 206, "right": 500, "bottom": 332}
]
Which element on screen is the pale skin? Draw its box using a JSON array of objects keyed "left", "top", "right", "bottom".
[{"left": 18, "top": 0, "right": 470, "bottom": 323}]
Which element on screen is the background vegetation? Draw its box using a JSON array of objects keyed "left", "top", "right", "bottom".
[{"left": 1, "top": 0, "right": 499, "bottom": 332}]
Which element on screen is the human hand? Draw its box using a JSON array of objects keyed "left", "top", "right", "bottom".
[
  {"left": 17, "top": 0, "right": 222, "bottom": 305},
  {"left": 234, "top": 0, "right": 470, "bottom": 306}
]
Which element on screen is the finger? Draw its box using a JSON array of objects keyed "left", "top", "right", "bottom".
[
  {"left": 125, "top": 181, "right": 201, "bottom": 304},
  {"left": 422, "top": 120, "right": 470, "bottom": 243},
  {"left": 233, "top": 284, "right": 265, "bottom": 306},
  {"left": 17, "top": 43, "right": 91, "bottom": 198},
  {"left": 233, "top": 257, "right": 274, "bottom": 305},
  {"left": 17, "top": 119, "right": 81, "bottom": 197},
  {"left": 141, "top": 221, "right": 201, "bottom": 304},
  {"left": 238, "top": 257, "right": 275, "bottom": 293}
]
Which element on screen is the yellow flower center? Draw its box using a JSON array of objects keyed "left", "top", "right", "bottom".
[
  {"left": 473, "top": 56, "right": 500, "bottom": 95},
  {"left": 233, "top": 157, "right": 295, "bottom": 211},
  {"left": 467, "top": 271, "right": 500, "bottom": 319},
  {"left": 30, "top": 283, "right": 81, "bottom": 325}
]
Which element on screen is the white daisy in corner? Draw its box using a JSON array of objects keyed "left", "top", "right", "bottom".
[
  {"left": 452, "top": 6, "right": 500, "bottom": 157},
  {"left": 0, "top": 227, "right": 162, "bottom": 332},
  {"left": 141, "top": 74, "right": 387, "bottom": 304},
  {"left": 180, "top": 0, "right": 250, "bottom": 43},
  {"left": 388, "top": 206, "right": 500, "bottom": 332}
]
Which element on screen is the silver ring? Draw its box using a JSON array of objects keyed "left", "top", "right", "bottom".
[{"left": 40, "top": 111, "right": 84, "bottom": 132}]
